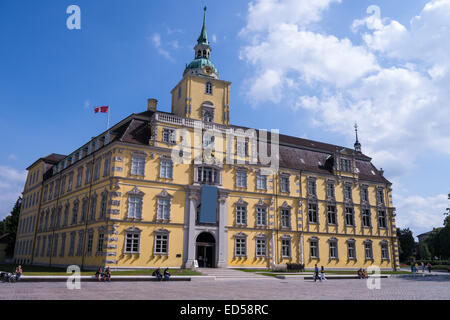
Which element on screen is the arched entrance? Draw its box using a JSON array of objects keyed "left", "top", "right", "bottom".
[{"left": 196, "top": 232, "right": 216, "bottom": 268}]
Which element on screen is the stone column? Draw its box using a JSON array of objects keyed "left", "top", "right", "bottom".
[
  {"left": 184, "top": 185, "right": 200, "bottom": 268},
  {"left": 217, "top": 189, "right": 230, "bottom": 268}
]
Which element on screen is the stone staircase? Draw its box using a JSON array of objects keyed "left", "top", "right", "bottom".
[{"left": 196, "top": 268, "right": 274, "bottom": 280}]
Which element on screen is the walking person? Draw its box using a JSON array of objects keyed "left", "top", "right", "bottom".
[
  {"left": 320, "top": 266, "right": 327, "bottom": 282},
  {"left": 412, "top": 264, "right": 417, "bottom": 276},
  {"left": 314, "top": 264, "right": 319, "bottom": 282},
  {"left": 427, "top": 262, "right": 432, "bottom": 273},
  {"left": 421, "top": 262, "right": 425, "bottom": 273}
]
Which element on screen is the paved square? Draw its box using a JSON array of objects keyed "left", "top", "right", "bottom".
[{"left": 0, "top": 275, "right": 449, "bottom": 300}]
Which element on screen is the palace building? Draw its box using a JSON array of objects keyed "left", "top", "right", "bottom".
[{"left": 14, "top": 9, "right": 400, "bottom": 270}]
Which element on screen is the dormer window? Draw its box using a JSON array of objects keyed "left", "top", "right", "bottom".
[
  {"left": 205, "top": 82, "right": 213, "bottom": 95},
  {"left": 340, "top": 158, "right": 352, "bottom": 172}
]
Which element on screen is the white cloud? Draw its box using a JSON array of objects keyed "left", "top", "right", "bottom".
[
  {"left": 242, "top": 0, "right": 341, "bottom": 34},
  {"left": 0, "top": 166, "right": 26, "bottom": 220},
  {"left": 240, "top": 0, "right": 450, "bottom": 180},
  {"left": 395, "top": 193, "right": 448, "bottom": 235},
  {"left": 150, "top": 33, "right": 174, "bottom": 62}
]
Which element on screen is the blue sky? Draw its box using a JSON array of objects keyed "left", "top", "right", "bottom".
[{"left": 0, "top": 0, "right": 448, "bottom": 238}]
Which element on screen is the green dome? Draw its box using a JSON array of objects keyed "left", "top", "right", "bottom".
[{"left": 185, "top": 58, "right": 219, "bottom": 75}]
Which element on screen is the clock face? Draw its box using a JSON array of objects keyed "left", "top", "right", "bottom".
[{"left": 204, "top": 66, "right": 212, "bottom": 74}]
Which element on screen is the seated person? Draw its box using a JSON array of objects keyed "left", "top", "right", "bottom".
[
  {"left": 15, "top": 265, "right": 23, "bottom": 281},
  {"left": 362, "top": 269, "right": 368, "bottom": 279},
  {"left": 357, "top": 268, "right": 363, "bottom": 279},
  {"left": 95, "top": 267, "right": 103, "bottom": 281},
  {"left": 163, "top": 268, "right": 170, "bottom": 281},
  {"left": 153, "top": 268, "right": 163, "bottom": 281},
  {"left": 103, "top": 267, "right": 111, "bottom": 281}
]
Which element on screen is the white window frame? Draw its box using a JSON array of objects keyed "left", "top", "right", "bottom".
[{"left": 131, "top": 156, "right": 146, "bottom": 176}]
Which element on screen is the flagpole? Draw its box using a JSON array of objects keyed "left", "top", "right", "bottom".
[{"left": 107, "top": 107, "right": 110, "bottom": 130}]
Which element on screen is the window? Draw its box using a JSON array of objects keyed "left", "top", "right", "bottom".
[
  {"left": 67, "top": 173, "right": 73, "bottom": 191},
  {"left": 71, "top": 201, "right": 79, "bottom": 225},
  {"left": 97, "top": 233, "right": 104, "bottom": 253},
  {"left": 326, "top": 182, "right": 335, "bottom": 198},
  {"left": 76, "top": 168, "right": 83, "bottom": 187},
  {"left": 93, "top": 161, "right": 101, "bottom": 181},
  {"left": 89, "top": 195, "right": 97, "bottom": 221},
  {"left": 202, "top": 108, "right": 214, "bottom": 122},
  {"left": 63, "top": 205, "right": 69, "bottom": 226},
  {"left": 361, "top": 186, "right": 369, "bottom": 202},
  {"left": 76, "top": 231, "right": 84, "bottom": 256},
  {"left": 103, "top": 157, "right": 111, "bottom": 177},
  {"left": 131, "top": 156, "right": 145, "bottom": 175},
  {"left": 345, "top": 207, "right": 355, "bottom": 226},
  {"left": 154, "top": 233, "right": 169, "bottom": 254},
  {"left": 344, "top": 184, "right": 352, "bottom": 200},
  {"left": 86, "top": 232, "right": 93, "bottom": 255},
  {"left": 364, "top": 241, "right": 373, "bottom": 259},
  {"left": 178, "top": 86, "right": 182, "bottom": 99},
  {"left": 52, "top": 234, "right": 59, "bottom": 257},
  {"left": 377, "top": 188, "right": 384, "bottom": 204},
  {"left": 43, "top": 185, "right": 48, "bottom": 202},
  {"left": 308, "top": 203, "right": 318, "bottom": 224},
  {"left": 236, "top": 171, "right": 247, "bottom": 188},
  {"left": 56, "top": 206, "right": 62, "bottom": 228},
  {"left": 362, "top": 208, "right": 371, "bottom": 227},
  {"left": 160, "top": 159, "right": 173, "bottom": 179},
  {"left": 69, "top": 232, "right": 75, "bottom": 256},
  {"left": 308, "top": 180, "right": 316, "bottom": 196},
  {"left": 310, "top": 239, "right": 318, "bottom": 258},
  {"left": 128, "top": 195, "right": 143, "bottom": 219},
  {"left": 340, "top": 158, "right": 352, "bottom": 172},
  {"left": 256, "top": 238, "right": 267, "bottom": 257},
  {"left": 80, "top": 198, "right": 88, "bottom": 222},
  {"left": 236, "top": 205, "right": 247, "bottom": 225},
  {"left": 157, "top": 199, "right": 171, "bottom": 220},
  {"left": 48, "top": 182, "right": 53, "bottom": 200},
  {"left": 60, "top": 233, "right": 66, "bottom": 257},
  {"left": 205, "top": 82, "right": 213, "bottom": 95},
  {"left": 381, "top": 241, "right": 389, "bottom": 259},
  {"left": 256, "top": 207, "right": 267, "bottom": 226},
  {"left": 162, "top": 128, "right": 176, "bottom": 144},
  {"left": 197, "top": 166, "right": 220, "bottom": 184},
  {"left": 100, "top": 193, "right": 107, "bottom": 218},
  {"left": 281, "top": 238, "right": 291, "bottom": 258},
  {"left": 256, "top": 174, "right": 267, "bottom": 190},
  {"left": 378, "top": 210, "right": 387, "bottom": 228},
  {"left": 347, "top": 241, "right": 356, "bottom": 259},
  {"left": 125, "top": 232, "right": 140, "bottom": 253},
  {"left": 235, "top": 236, "right": 246, "bottom": 257},
  {"left": 85, "top": 165, "right": 91, "bottom": 185},
  {"left": 281, "top": 208, "right": 290, "bottom": 228},
  {"left": 280, "top": 176, "right": 290, "bottom": 193},
  {"left": 327, "top": 205, "right": 337, "bottom": 225},
  {"left": 329, "top": 239, "right": 338, "bottom": 259},
  {"left": 60, "top": 177, "right": 66, "bottom": 195}
]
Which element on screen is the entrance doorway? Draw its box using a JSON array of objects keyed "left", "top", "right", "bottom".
[{"left": 196, "top": 232, "right": 216, "bottom": 268}]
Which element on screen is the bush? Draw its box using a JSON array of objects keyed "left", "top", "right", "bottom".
[
  {"left": 416, "top": 260, "right": 450, "bottom": 266},
  {"left": 286, "top": 263, "right": 305, "bottom": 272},
  {"left": 271, "top": 264, "right": 287, "bottom": 272}
]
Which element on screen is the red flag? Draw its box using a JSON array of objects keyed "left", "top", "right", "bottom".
[{"left": 94, "top": 106, "right": 109, "bottom": 113}]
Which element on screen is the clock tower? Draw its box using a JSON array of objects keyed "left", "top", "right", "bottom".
[{"left": 171, "top": 7, "right": 231, "bottom": 125}]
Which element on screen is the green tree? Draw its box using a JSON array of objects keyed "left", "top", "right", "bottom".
[
  {"left": 0, "top": 197, "right": 22, "bottom": 257},
  {"left": 422, "top": 243, "right": 431, "bottom": 260},
  {"left": 397, "top": 228, "right": 415, "bottom": 263}
]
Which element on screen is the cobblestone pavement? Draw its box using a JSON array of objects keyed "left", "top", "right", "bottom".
[{"left": 1, "top": 275, "right": 449, "bottom": 300}]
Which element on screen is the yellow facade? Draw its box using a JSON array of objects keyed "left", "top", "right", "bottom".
[{"left": 13, "top": 12, "right": 400, "bottom": 271}]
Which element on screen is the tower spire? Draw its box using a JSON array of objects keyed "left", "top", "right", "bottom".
[
  {"left": 197, "top": 6, "right": 209, "bottom": 45},
  {"left": 354, "top": 123, "right": 361, "bottom": 152}
]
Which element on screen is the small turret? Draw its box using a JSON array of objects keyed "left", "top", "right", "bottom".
[{"left": 354, "top": 123, "right": 361, "bottom": 153}]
